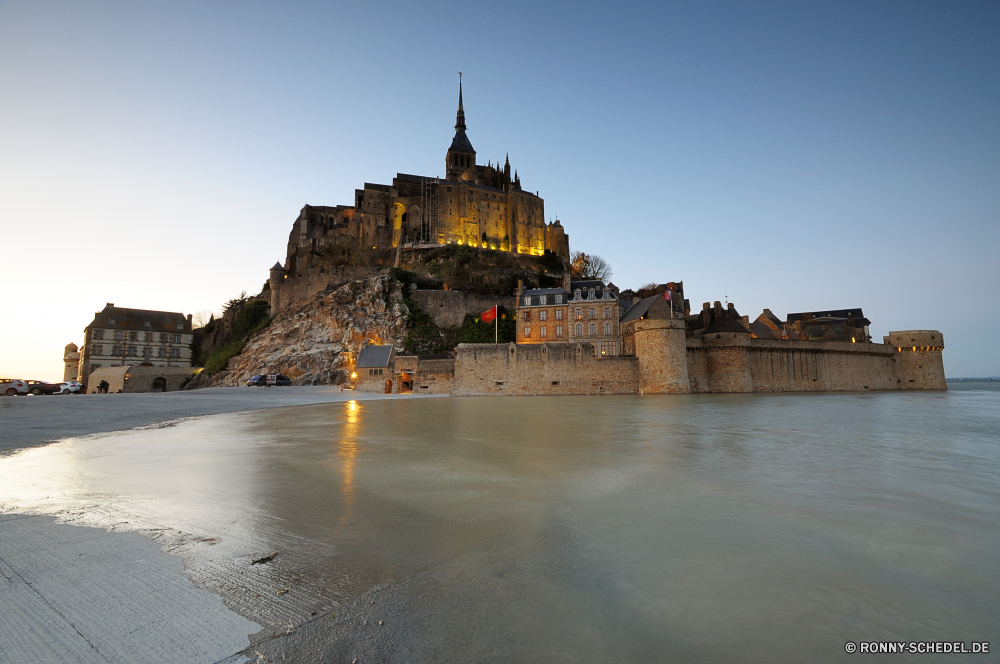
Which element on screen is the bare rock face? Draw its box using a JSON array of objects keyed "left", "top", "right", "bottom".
[{"left": 206, "top": 275, "right": 407, "bottom": 387}]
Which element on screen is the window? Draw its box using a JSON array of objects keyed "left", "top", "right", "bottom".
[
  {"left": 143, "top": 347, "right": 152, "bottom": 358},
  {"left": 556, "top": 325, "right": 563, "bottom": 338},
  {"left": 172, "top": 334, "right": 181, "bottom": 343},
  {"left": 524, "top": 296, "right": 530, "bottom": 306},
  {"left": 588, "top": 289, "right": 595, "bottom": 300},
  {"left": 574, "top": 289, "right": 581, "bottom": 300},
  {"left": 129, "top": 346, "right": 137, "bottom": 357},
  {"left": 159, "top": 333, "right": 167, "bottom": 342},
  {"left": 575, "top": 308, "right": 582, "bottom": 320},
  {"left": 555, "top": 294, "right": 562, "bottom": 304},
  {"left": 589, "top": 323, "right": 597, "bottom": 336},
  {"left": 589, "top": 308, "right": 596, "bottom": 319},
  {"left": 177, "top": 323, "right": 184, "bottom": 330},
  {"left": 540, "top": 326, "right": 547, "bottom": 338},
  {"left": 171, "top": 349, "right": 180, "bottom": 358},
  {"left": 144, "top": 332, "right": 152, "bottom": 342},
  {"left": 93, "top": 329, "right": 105, "bottom": 340},
  {"left": 555, "top": 310, "right": 563, "bottom": 321},
  {"left": 114, "top": 330, "right": 122, "bottom": 340},
  {"left": 524, "top": 327, "right": 531, "bottom": 338},
  {"left": 604, "top": 308, "right": 611, "bottom": 319},
  {"left": 157, "top": 348, "right": 165, "bottom": 357},
  {"left": 129, "top": 331, "right": 138, "bottom": 341},
  {"left": 604, "top": 322, "right": 612, "bottom": 335},
  {"left": 92, "top": 345, "right": 103, "bottom": 356},
  {"left": 112, "top": 346, "right": 121, "bottom": 356},
  {"left": 540, "top": 295, "right": 547, "bottom": 305},
  {"left": 108, "top": 318, "right": 116, "bottom": 325},
  {"left": 523, "top": 310, "right": 531, "bottom": 322},
  {"left": 539, "top": 310, "right": 547, "bottom": 321},
  {"left": 143, "top": 321, "right": 151, "bottom": 328},
  {"left": 575, "top": 323, "right": 583, "bottom": 336}
]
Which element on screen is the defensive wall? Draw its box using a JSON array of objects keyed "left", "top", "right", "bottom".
[
  {"left": 411, "top": 290, "right": 516, "bottom": 328},
  {"left": 452, "top": 343, "right": 640, "bottom": 396},
  {"left": 86, "top": 366, "right": 198, "bottom": 394},
  {"left": 450, "top": 330, "right": 946, "bottom": 396},
  {"left": 269, "top": 265, "right": 386, "bottom": 314}
]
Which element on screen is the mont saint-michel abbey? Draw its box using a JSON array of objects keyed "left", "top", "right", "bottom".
[{"left": 284, "top": 79, "right": 569, "bottom": 274}]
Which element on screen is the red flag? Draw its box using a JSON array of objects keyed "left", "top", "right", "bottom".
[
  {"left": 481, "top": 305, "right": 498, "bottom": 324},
  {"left": 664, "top": 290, "right": 672, "bottom": 300}
]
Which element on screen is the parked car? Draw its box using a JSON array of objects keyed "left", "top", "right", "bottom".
[
  {"left": 1, "top": 378, "right": 28, "bottom": 396},
  {"left": 247, "top": 374, "right": 292, "bottom": 387},
  {"left": 23, "top": 380, "right": 61, "bottom": 396},
  {"left": 58, "top": 381, "right": 84, "bottom": 394}
]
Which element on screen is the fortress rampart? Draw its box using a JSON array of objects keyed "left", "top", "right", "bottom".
[{"left": 452, "top": 331, "right": 946, "bottom": 396}]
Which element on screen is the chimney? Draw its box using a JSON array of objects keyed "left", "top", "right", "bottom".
[
  {"left": 106, "top": 303, "right": 114, "bottom": 307},
  {"left": 187, "top": 314, "right": 193, "bottom": 329},
  {"left": 563, "top": 273, "right": 570, "bottom": 291},
  {"left": 517, "top": 279, "right": 523, "bottom": 296}
]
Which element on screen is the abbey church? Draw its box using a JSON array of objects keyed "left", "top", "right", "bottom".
[{"left": 283, "top": 79, "right": 569, "bottom": 274}]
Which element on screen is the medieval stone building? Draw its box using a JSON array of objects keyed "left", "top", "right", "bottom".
[{"left": 281, "top": 78, "right": 570, "bottom": 275}]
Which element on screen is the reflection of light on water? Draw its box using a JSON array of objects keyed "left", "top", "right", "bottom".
[{"left": 338, "top": 401, "right": 361, "bottom": 522}]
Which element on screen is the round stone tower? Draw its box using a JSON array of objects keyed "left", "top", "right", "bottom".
[
  {"left": 63, "top": 342, "right": 80, "bottom": 382},
  {"left": 887, "top": 330, "right": 946, "bottom": 390},
  {"left": 269, "top": 262, "right": 285, "bottom": 315},
  {"left": 634, "top": 318, "right": 689, "bottom": 394}
]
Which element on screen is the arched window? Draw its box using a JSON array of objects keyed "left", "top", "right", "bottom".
[
  {"left": 589, "top": 323, "right": 597, "bottom": 336},
  {"left": 575, "top": 323, "right": 583, "bottom": 336}
]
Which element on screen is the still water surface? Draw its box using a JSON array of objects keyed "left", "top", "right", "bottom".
[{"left": 1, "top": 386, "right": 998, "bottom": 661}]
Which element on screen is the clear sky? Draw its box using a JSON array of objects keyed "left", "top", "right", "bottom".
[{"left": 1, "top": 1, "right": 997, "bottom": 381}]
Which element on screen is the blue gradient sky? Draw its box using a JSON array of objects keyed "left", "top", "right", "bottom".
[{"left": 2, "top": 1, "right": 997, "bottom": 381}]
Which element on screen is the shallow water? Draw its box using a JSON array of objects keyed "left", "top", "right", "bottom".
[{"left": 2, "top": 385, "right": 998, "bottom": 661}]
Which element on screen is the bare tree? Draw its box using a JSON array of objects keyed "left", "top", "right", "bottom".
[
  {"left": 192, "top": 309, "right": 216, "bottom": 329},
  {"left": 570, "top": 251, "right": 613, "bottom": 282}
]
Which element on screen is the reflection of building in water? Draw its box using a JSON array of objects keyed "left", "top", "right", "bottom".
[{"left": 338, "top": 400, "right": 360, "bottom": 521}]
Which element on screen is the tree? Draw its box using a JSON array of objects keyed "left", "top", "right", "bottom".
[{"left": 570, "top": 251, "right": 613, "bottom": 281}]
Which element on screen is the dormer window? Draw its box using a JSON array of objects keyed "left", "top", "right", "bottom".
[
  {"left": 588, "top": 289, "right": 595, "bottom": 300},
  {"left": 524, "top": 296, "right": 531, "bottom": 306},
  {"left": 176, "top": 323, "right": 184, "bottom": 330},
  {"left": 574, "top": 289, "right": 581, "bottom": 301},
  {"left": 555, "top": 294, "right": 563, "bottom": 304},
  {"left": 144, "top": 321, "right": 151, "bottom": 328},
  {"left": 108, "top": 318, "right": 116, "bottom": 325},
  {"left": 540, "top": 295, "right": 547, "bottom": 305}
]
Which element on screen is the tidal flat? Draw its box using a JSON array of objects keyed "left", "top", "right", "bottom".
[{"left": 2, "top": 385, "right": 998, "bottom": 662}]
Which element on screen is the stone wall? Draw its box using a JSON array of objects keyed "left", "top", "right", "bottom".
[
  {"left": 686, "top": 337, "right": 912, "bottom": 393},
  {"left": 411, "top": 290, "right": 516, "bottom": 328},
  {"left": 87, "top": 366, "right": 197, "bottom": 394},
  {"left": 886, "top": 331, "right": 947, "bottom": 390},
  {"left": 452, "top": 342, "right": 639, "bottom": 396},
  {"left": 413, "top": 359, "right": 456, "bottom": 394},
  {"left": 270, "top": 266, "right": 386, "bottom": 314}
]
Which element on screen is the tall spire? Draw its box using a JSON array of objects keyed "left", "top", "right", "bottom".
[{"left": 455, "top": 72, "right": 466, "bottom": 130}]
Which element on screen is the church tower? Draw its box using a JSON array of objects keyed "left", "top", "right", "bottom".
[{"left": 445, "top": 74, "right": 476, "bottom": 181}]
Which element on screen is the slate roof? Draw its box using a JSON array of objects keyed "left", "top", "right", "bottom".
[
  {"left": 449, "top": 128, "right": 475, "bottom": 153},
  {"left": 621, "top": 294, "right": 661, "bottom": 323},
  {"left": 787, "top": 308, "right": 870, "bottom": 328},
  {"left": 749, "top": 322, "right": 779, "bottom": 339},
  {"left": 356, "top": 345, "right": 394, "bottom": 368},
  {"left": 87, "top": 305, "right": 190, "bottom": 333}
]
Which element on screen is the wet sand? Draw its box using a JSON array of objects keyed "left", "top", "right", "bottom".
[
  {"left": 2, "top": 387, "right": 999, "bottom": 662},
  {"left": 0, "top": 386, "right": 444, "bottom": 453}
]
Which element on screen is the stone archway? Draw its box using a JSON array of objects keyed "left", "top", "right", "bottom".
[{"left": 152, "top": 377, "right": 167, "bottom": 393}]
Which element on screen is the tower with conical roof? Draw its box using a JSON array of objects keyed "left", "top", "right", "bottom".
[{"left": 445, "top": 73, "right": 477, "bottom": 181}]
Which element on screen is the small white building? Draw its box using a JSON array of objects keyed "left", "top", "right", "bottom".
[{"left": 77, "top": 303, "right": 194, "bottom": 389}]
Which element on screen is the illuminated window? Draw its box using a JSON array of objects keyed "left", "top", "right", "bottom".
[{"left": 575, "top": 308, "right": 582, "bottom": 320}]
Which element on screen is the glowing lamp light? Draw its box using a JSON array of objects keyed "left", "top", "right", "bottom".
[{"left": 351, "top": 372, "right": 357, "bottom": 379}]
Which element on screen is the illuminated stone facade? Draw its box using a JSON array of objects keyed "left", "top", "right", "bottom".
[{"left": 282, "top": 80, "right": 569, "bottom": 275}]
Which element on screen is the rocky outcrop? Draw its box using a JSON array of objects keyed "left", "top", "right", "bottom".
[{"left": 191, "top": 275, "right": 407, "bottom": 388}]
